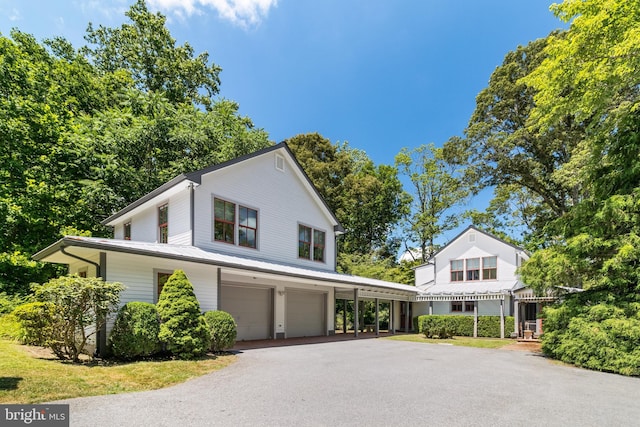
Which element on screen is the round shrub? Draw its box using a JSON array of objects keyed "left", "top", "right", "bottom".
[
  {"left": 204, "top": 310, "right": 237, "bottom": 352},
  {"left": 11, "top": 301, "right": 56, "bottom": 346},
  {"left": 109, "top": 302, "right": 161, "bottom": 359},
  {"left": 157, "top": 270, "right": 211, "bottom": 359}
]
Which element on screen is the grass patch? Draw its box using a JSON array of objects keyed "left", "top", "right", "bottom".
[
  {"left": 384, "top": 334, "right": 512, "bottom": 349},
  {"left": 0, "top": 339, "right": 236, "bottom": 404}
]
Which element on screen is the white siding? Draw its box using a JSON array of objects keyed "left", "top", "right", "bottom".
[
  {"left": 193, "top": 152, "right": 336, "bottom": 271},
  {"left": 168, "top": 189, "right": 191, "bottom": 245},
  {"left": 105, "top": 251, "right": 217, "bottom": 313},
  {"left": 433, "top": 230, "right": 520, "bottom": 289},
  {"left": 415, "top": 263, "right": 435, "bottom": 288},
  {"left": 130, "top": 206, "right": 157, "bottom": 243}
]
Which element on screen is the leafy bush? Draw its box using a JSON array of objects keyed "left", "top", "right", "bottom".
[
  {"left": 541, "top": 294, "right": 640, "bottom": 376},
  {"left": 417, "top": 315, "right": 514, "bottom": 338},
  {"left": 0, "top": 313, "right": 24, "bottom": 340},
  {"left": 32, "top": 275, "right": 124, "bottom": 361},
  {"left": 0, "top": 292, "right": 28, "bottom": 315},
  {"left": 109, "top": 302, "right": 161, "bottom": 359},
  {"left": 204, "top": 310, "right": 237, "bottom": 352},
  {"left": 11, "top": 301, "right": 56, "bottom": 345},
  {"left": 157, "top": 270, "right": 211, "bottom": 359}
]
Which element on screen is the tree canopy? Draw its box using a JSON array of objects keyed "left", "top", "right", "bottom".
[{"left": 0, "top": 2, "right": 270, "bottom": 294}]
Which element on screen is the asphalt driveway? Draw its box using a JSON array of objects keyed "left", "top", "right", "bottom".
[{"left": 55, "top": 339, "right": 640, "bottom": 426}]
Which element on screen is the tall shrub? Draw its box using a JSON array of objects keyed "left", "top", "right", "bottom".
[
  {"left": 11, "top": 301, "right": 56, "bottom": 345},
  {"left": 109, "top": 302, "right": 161, "bottom": 359},
  {"left": 156, "top": 270, "right": 210, "bottom": 359},
  {"left": 32, "top": 275, "right": 123, "bottom": 361},
  {"left": 204, "top": 310, "right": 237, "bottom": 352}
]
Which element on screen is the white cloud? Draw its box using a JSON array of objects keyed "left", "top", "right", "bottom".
[
  {"left": 9, "top": 8, "right": 21, "bottom": 21},
  {"left": 148, "top": 0, "right": 278, "bottom": 28}
]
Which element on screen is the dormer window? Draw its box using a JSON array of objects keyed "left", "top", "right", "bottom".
[{"left": 158, "top": 204, "right": 168, "bottom": 244}]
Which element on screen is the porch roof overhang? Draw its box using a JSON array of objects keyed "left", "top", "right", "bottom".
[
  {"left": 415, "top": 291, "right": 509, "bottom": 302},
  {"left": 33, "top": 237, "right": 419, "bottom": 301}
]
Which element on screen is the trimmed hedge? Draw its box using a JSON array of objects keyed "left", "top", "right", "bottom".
[
  {"left": 204, "top": 310, "right": 237, "bottom": 352},
  {"left": 415, "top": 315, "right": 514, "bottom": 338},
  {"left": 109, "top": 302, "right": 161, "bottom": 359}
]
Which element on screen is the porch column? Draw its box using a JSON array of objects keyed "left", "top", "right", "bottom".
[
  {"left": 500, "top": 298, "right": 505, "bottom": 339},
  {"left": 429, "top": 301, "right": 433, "bottom": 315},
  {"left": 514, "top": 299, "right": 520, "bottom": 337},
  {"left": 375, "top": 298, "right": 380, "bottom": 337},
  {"left": 342, "top": 299, "right": 347, "bottom": 333},
  {"left": 404, "top": 301, "right": 410, "bottom": 332},
  {"left": 473, "top": 300, "right": 478, "bottom": 338},
  {"left": 389, "top": 301, "right": 395, "bottom": 334},
  {"left": 354, "top": 289, "right": 359, "bottom": 338}
]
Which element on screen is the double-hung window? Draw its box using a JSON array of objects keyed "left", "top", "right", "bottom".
[
  {"left": 466, "top": 258, "right": 480, "bottom": 281},
  {"left": 158, "top": 204, "right": 168, "bottom": 244},
  {"left": 482, "top": 256, "right": 497, "bottom": 280},
  {"left": 450, "top": 260, "right": 464, "bottom": 282},
  {"left": 214, "top": 198, "right": 258, "bottom": 249},
  {"left": 299, "top": 225, "right": 325, "bottom": 263},
  {"left": 124, "top": 221, "right": 131, "bottom": 240}
]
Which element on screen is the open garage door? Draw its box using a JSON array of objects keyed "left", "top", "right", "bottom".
[
  {"left": 286, "top": 290, "right": 326, "bottom": 338},
  {"left": 221, "top": 285, "right": 272, "bottom": 341}
]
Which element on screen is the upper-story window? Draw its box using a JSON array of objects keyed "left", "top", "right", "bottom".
[
  {"left": 214, "top": 198, "right": 258, "bottom": 249},
  {"left": 451, "top": 256, "right": 497, "bottom": 282},
  {"left": 466, "top": 258, "right": 480, "bottom": 281},
  {"left": 298, "top": 225, "right": 325, "bottom": 263},
  {"left": 214, "top": 198, "right": 236, "bottom": 244},
  {"left": 124, "top": 221, "right": 131, "bottom": 240},
  {"left": 482, "top": 256, "right": 497, "bottom": 280},
  {"left": 158, "top": 204, "right": 168, "bottom": 244},
  {"left": 450, "top": 260, "right": 464, "bottom": 282},
  {"left": 239, "top": 206, "right": 258, "bottom": 248}
]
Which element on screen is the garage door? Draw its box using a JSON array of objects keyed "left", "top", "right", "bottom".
[
  {"left": 221, "top": 285, "right": 272, "bottom": 341},
  {"left": 286, "top": 290, "right": 325, "bottom": 338}
]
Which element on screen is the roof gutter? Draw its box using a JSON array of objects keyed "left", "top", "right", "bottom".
[{"left": 60, "top": 246, "right": 101, "bottom": 278}]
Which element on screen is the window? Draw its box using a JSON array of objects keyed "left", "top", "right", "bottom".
[
  {"left": 239, "top": 206, "right": 258, "bottom": 248},
  {"left": 450, "top": 260, "right": 464, "bottom": 282},
  {"left": 157, "top": 272, "right": 172, "bottom": 302},
  {"left": 482, "top": 256, "right": 497, "bottom": 280},
  {"left": 313, "top": 229, "right": 326, "bottom": 262},
  {"left": 298, "top": 225, "right": 312, "bottom": 259},
  {"left": 298, "top": 225, "right": 326, "bottom": 263},
  {"left": 124, "top": 222, "right": 131, "bottom": 240},
  {"left": 451, "top": 301, "right": 463, "bottom": 312},
  {"left": 214, "top": 198, "right": 236, "bottom": 244},
  {"left": 466, "top": 258, "right": 480, "bottom": 281},
  {"left": 465, "top": 301, "right": 475, "bottom": 312},
  {"left": 158, "top": 204, "right": 168, "bottom": 243}
]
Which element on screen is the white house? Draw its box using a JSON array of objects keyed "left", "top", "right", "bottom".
[
  {"left": 412, "top": 226, "right": 552, "bottom": 338},
  {"left": 33, "top": 143, "right": 420, "bottom": 354}
]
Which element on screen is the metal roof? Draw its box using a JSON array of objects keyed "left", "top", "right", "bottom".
[{"left": 33, "top": 236, "right": 419, "bottom": 296}]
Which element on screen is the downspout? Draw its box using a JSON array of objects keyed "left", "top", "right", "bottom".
[
  {"left": 61, "top": 246, "right": 101, "bottom": 278},
  {"left": 190, "top": 183, "right": 195, "bottom": 246}
]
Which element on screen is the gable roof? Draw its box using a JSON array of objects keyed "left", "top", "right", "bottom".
[
  {"left": 422, "top": 225, "right": 527, "bottom": 265},
  {"left": 102, "top": 142, "right": 344, "bottom": 232}
]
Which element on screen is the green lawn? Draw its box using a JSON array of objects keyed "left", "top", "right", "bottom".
[
  {"left": 384, "top": 334, "right": 513, "bottom": 349},
  {"left": 0, "top": 339, "right": 236, "bottom": 404}
]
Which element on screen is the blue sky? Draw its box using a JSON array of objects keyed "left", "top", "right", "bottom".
[{"left": 1, "top": 0, "right": 564, "bottom": 243}]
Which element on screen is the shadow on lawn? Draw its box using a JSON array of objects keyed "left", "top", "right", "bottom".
[{"left": 0, "top": 377, "right": 22, "bottom": 391}]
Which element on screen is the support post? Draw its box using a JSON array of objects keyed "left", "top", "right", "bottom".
[
  {"left": 389, "top": 301, "right": 394, "bottom": 334},
  {"left": 514, "top": 299, "right": 520, "bottom": 338},
  {"left": 375, "top": 298, "right": 380, "bottom": 337},
  {"left": 429, "top": 301, "right": 433, "bottom": 315},
  {"left": 473, "top": 300, "right": 478, "bottom": 338},
  {"left": 500, "top": 298, "right": 505, "bottom": 339},
  {"left": 354, "top": 289, "right": 359, "bottom": 338},
  {"left": 342, "top": 299, "right": 347, "bottom": 333},
  {"left": 404, "top": 302, "right": 410, "bottom": 332}
]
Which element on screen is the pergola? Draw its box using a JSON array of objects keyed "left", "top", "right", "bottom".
[{"left": 415, "top": 292, "right": 510, "bottom": 338}]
